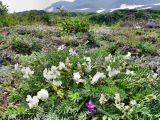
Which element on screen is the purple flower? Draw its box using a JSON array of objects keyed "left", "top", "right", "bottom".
[
  {"left": 130, "top": 48, "right": 141, "bottom": 53},
  {"left": 85, "top": 100, "right": 96, "bottom": 113}
]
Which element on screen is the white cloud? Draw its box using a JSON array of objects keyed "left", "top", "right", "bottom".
[{"left": 1, "top": 0, "right": 59, "bottom": 13}]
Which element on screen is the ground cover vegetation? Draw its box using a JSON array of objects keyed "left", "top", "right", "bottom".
[{"left": 0, "top": 1, "right": 160, "bottom": 120}]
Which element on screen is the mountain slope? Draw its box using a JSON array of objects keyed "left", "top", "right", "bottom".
[{"left": 45, "top": 0, "right": 160, "bottom": 13}]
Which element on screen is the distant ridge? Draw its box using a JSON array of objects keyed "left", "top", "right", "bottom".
[{"left": 45, "top": 0, "right": 160, "bottom": 13}]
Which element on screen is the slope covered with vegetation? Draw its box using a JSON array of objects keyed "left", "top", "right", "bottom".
[{"left": 0, "top": 2, "right": 160, "bottom": 120}]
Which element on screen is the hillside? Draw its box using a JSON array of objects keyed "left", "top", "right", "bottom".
[
  {"left": 46, "top": 0, "right": 160, "bottom": 12},
  {"left": 0, "top": 7, "right": 160, "bottom": 120}
]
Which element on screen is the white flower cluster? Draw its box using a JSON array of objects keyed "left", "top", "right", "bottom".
[
  {"left": 107, "top": 66, "right": 120, "bottom": 78},
  {"left": 91, "top": 72, "right": 106, "bottom": 84},
  {"left": 114, "top": 93, "right": 127, "bottom": 112},
  {"left": 14, "top": 63, "right": 34, "bottom": 79},
  {"left": 26, "top": 89, "right": 49, "bottom": 109},
  {"left": 69, "top": 48, "right": 77, "bottom": 56},
  {"left": 21, "top": 67, "right": 34, "bottom": 79},
  {"left": 43, "top": 66, "right": 62, "bottom": 86},
  {"left": 114, "top": 93, "right": 135, "bottom": 112}
]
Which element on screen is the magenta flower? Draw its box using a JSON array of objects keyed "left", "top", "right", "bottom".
[{"left": 85, "top": 100, "right": 96, "bottom": 113}]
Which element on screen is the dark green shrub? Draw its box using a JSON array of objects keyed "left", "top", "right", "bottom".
[
  {"left": 0, "top": 1, "right": 8, "bottom": 15},
  {"left": 12, "top": 36, "right": 42, "bottom": 55}
]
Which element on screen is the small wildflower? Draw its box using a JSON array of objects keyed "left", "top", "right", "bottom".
[
  {"left": 83, "top": 57, "right": 92, "bottom": 73},
  {"left": 102, "top": 115, "right": 107, "bottom": 120},
  {"left": 58, "top": 45, "right": 65, "bottom": 51},
  {"left": 114, "top": 93, "right": 121, "bottom": 104},
  {"left": 106, "top": 66, "right": 112, "bottom": 72},
  {"left": 14, "top": 63, "right": 19, "bottom": 70},
  {"left": 105, "top": 54, "right": 112, "bottom": 62},
  {"left": 58, "top": 62, "right": 66, "bottom": 70},
  {"left": 43, "top": 66, "right": 61, "bottom": 86},
  {"left": 21, "top": 67, "right": 34, "bottom": 79},
  {"left": 85, "top": 100, "right": 96, "bottom": 113},
  {"left": 73, "top": 72, "right": 84, "bottom": 84},
  {"left": 91, "top": 72, "right": 106, "bottom": 84},
  {"left": 130, "top": 100, "right": 137, "bottom": 106},
  {"left": 124, "top": 52, "right": 131, "bottom": 60},
  {"left": 126, "top": 69, "right": 135, "bottom": 75},
  {"left": 99, "top": 94, "right": 107, "bottom": 104},
  {"left": 37, "top": 89, "right": 49, "bottom": 101},
  {"left": 84, "top": 57, "right": 91, "bottom": 63},
  {"left": 108, "top": 69, "right": 120, "bottom": 78},
  {"left": 152, "top": 73, "right": 158, "bottom": 79},
  {"left": 26, "top": 95, "right": 39, "bottom": 109},
  {"left": 69, "top": 48, "right": 77, "bottom": 56}
]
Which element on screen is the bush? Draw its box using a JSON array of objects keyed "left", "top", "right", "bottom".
[
  {"left": 135, "top": 41, "right": 157, "bottom": 55},
  {"left": 61, "top": 17, "right": 89, "bottom": 33},
  {"left": 12, "top": 35, "right": 42, "bottom": 55},
  {"left": 0, "top": 1, "right": 8, "bottom": 16},
  {"left": 0, "top": 15, "right": 18, "bottom": 27}
]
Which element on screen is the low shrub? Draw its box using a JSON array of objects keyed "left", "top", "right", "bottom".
[
  {"left": 61, "top": 17, "right": 89, "bottom": 33},
  {"left": 12, "top": 35, "right": 42, "bottom": 55}
]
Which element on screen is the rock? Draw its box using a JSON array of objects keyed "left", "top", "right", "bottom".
[
  {"left": 146, "top": 19, "right": 159, "bottom": 28},
  {"left": 140, "top": 55, "right": 160, "bottom": 75}
]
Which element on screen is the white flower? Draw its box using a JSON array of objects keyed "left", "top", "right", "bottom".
[
  {"left": 84, "top": 57, "right": 91, "bottom": 63},
  {"left": 152, "top": 73, "right": 158, "bottom": 79},
  {"left": 21, "top": 67, "right": 34, "bottom": 79},
  {"left": 83, "top": 57, "right": 92, "bottom": 73},
  {"left": 58, "top": 45, "right": 65, "bottom": 51},
  {"left": 105, "top": 54, "right": 112, "bottom": 62},
  {"left": 58, "top": 62, "right": 66, "bottom": 70},
  {"left": 14, "top": 63, "right": 19, "bottom": 70},
  {"left": 130, "top": 100, "right": 137, "bottom": 106},
  {"left": 73, "top": 72, "right": 81, "bottom": 80},
  {"left": 106, "top": 66, "right": 112, "bottom": 71},
  {"left": 69, "top": 48, "right": 77, "bottom": 56},
  {"left": 126, "top": 69, "right": 135, "bottom": 75},
  {"left": 85, "top": 63, "right": 92, "bottom": 73},
  {"left": 37, "top": 89, "right": 49, "bottom": 101},
  {"left": 43, "top": 68, "right": 53, "bottom": 80},
  {"left": 91, "top": 72, "right": 106, "bottom": 84},
  {"left": 99, "top": 94, "right": 107, "bottom": 104},
  {"left": 124, "top": 52, "right": 131, "bottom": 60},
  {"left": 26, "top": 95, "right": 39, "bottom": 109},
  {"left": 43, "top": 66, "right": 61, "bottom": 86},
  {"left": 102, "top": 115, "right": 108, "bottom": 120},
  {"left": 73, "top": 72, "right": 84, "bottom": 84},
  {"left": 108, "top": 69, "right": 120, "bottom": 78},
  {"left": 114, "top": 93, "right": 121, "bottom": 104},
  {"left": 135, "top": 26, "right": 141, "bottom": 29}
]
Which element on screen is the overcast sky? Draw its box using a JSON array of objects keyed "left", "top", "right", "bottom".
[{"left": 1, "top": 0, "right": 75, "bottom": 13}]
